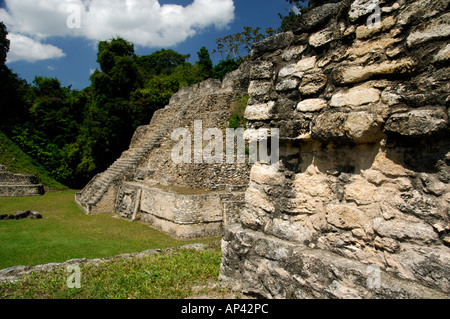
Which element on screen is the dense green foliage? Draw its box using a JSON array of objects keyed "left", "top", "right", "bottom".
[
  {"left": 0, "top": 131, "right": 67, "bottom": 189},
  {"left": 211, "top": 58, "right": 243, "bottom": 81},
  {"left": 0, "top": 22, "right": 9, "bottom": 66}
]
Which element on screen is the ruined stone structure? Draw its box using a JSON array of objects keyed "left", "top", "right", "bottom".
[
  {"left": 76, "top": 67, "right": 251, "bottom": 238},
  {"left": 76, "top": 0, "right": 450, "bottom": 298},
  {"left": 0, "top": 171, "right": 44, "bottom": 197},
  {"left": 220, "top": 0, "right": 450, "bottom": 298}
]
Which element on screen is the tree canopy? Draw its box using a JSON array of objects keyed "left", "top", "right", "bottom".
[{"left": 0, "top": 22, "right": 10, "bottom": 66}]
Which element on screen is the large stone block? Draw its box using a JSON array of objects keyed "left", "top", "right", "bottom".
[
  {"left": 297, "top": 98, "right": 327, "bottom": 112},
  {"left": 281, "top": 45, "right": 307, "bottom": 62},
  {"left": 330, "top": 86, "right": 380, "bottom": 108},
  {"left": 294, "top": 171, "right": 332, "bottom": 198},
  {"left": 276, "top": 78, "right": 299, "bottom": 91},
  {"left": 355, "top": 16, "right": 396, "bottom": 39},
  {"left": 384, "top": 109, "right": 448, "bottom": 137},
  {"left": 333, "top": 58, "right": 416, "bottom": 85},
  {"left": 220, "top": 225, "right": 449, "bottom": 299},
  {"left": 248, "top": 80, "right": 272, "bottom": 97},
  {"left": 250, "top": 163, "right": 284, "bottom": 186},
  {"left": 346, "top": 38, "right": 401, "bottom": 59},
  {"left": 433, "top": 43, "right": 450, "bottom": 62},
  {"left": 309, "top": 27, "right": 335, "bottom": 47},
  {"left": 279, "top": 56, "right": 316, "bottom": 78},
  {"left": 269, "top": 217, "right": 316, "bottom": 244},
  {"left": 312, "top": 111, "right": 382, "bottom": 143},
  {"left": 326, "top": 204, "right": 365, "bottom": 230},
  {"left": 371, "top": 151, "right": 411, "bottom": 178},
  {"left": 251, "top": 32, "right": 294, "bottom": 56},
  {"left": 294, "top": 2, "right": 342, "bottom": 33},
  {"left": 407, "top": 12, "right": 450, "bottom": 47},
  {"left": 349, "top": 0, "right": 385, "bottom": 22},
  {"left": 244, "top": 101, "right": 275, "bottom": 120},
  {"left": 299, "top": 70, "right": 327, "bottom": 96},
  {"left": 373, "top": 217, "right": 439, "bottom": 244},
  {"left": 344, "top": 180, "right": 380, "bottom": 205},
  {"left": 250, "top": 61, "right": 274, "bottom": 80},
  {"left": 245, "top": 184, "right": 276, "bottom": 213}
]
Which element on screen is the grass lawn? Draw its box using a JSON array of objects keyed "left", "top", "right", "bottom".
[
  {"left": 0, "top": 245, "right": 230, "bottom": 299},
  {"left": 0, "top": 190, "right": 219, "bottom": 269}
]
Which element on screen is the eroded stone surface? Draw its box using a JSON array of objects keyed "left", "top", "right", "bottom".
[{"left": 220, "top": 0, "right": 450, "bottom": 299}]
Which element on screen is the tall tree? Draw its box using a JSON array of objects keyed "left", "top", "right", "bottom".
[
  {"left": 0, "top": 21, "right": 10, "bottom": 66},
  {"left": 137, "top": 49, "right": 190, "bottom": 80},
  {"left": 196, "top": 47, "right": 213, "bottom": 78},
  {"left": 211, "top": 58, "right": 242, "bottom": 81},
  {"left": 91, "top": 37, "right": 139, "bottom": 100},
  {"left": 0, "top": 22, "right": 29, "bottom": 129}
]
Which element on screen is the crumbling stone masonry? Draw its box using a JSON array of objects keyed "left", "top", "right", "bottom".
[
  {"left": 0, "top": 171, "right": 44, "bottom": 197},
  {"left": 220, "top": 0, "right": 450, "bottom": 298},
  {"left": 76, "top": 0, "right": 450, "bottom": 298},
  {"left": 76, "top": 67, "right": 252, "bottom": 238}
]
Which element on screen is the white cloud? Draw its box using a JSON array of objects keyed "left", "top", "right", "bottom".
[
  {"left": 6, "top": 33, "right": 66, "bottom": 63},
  {"left": 1, "top": 0, "right": 235, "bottom": 62}
]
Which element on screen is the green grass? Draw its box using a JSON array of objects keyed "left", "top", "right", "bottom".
[
  {"left": 0, "top": 131, "right": 67, "bottom": 190},
  {"left": 0, "top": 245, "right": 227, "bottom": 299},
  {"left": 0, "top": 190, "right": 219, "bottom": 269}
]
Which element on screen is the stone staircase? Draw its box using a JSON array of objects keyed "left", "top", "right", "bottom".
[
  {"left": 75, "top": 77, "right": 249, "bottom": 216},
  {"left": 75, "top": 100, "right": 189, "bottom": 214}
]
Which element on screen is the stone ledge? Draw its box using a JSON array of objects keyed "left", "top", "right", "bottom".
[
  {"left": 0, "top": 172, "right": 39, "bottom": 185},
  {"left": 115, "top": 182, "right": 243, "bottom": 238},
  {"left": 140, "top": 212, "right": 222, "bottom": 238},
  {"left": 220, "top": 225, "right": 448, "bottom": 299},
  {"left": 0, "top": 184, "right": 45, "bottom": 197}
]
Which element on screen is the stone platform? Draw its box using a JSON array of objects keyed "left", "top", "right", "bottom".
[
  {"left": 115, "top": 181, "right": 245, "bottom": 238},
  {"left": 0, "top": 172, "right": 44, "bottom": 197}
]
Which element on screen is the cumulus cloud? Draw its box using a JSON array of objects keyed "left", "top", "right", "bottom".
[
  {"left": 0, "top": 0, "right": 235, "bottom": 62},
  {"left": 6, "top": 33, "right": 66, "bottom": 63}
]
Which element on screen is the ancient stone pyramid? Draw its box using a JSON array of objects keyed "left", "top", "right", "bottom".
[
  {"left": 76, "top": 0, "right": 450, "bottom": 299},
  {"left": 76, "top": 67, "right": 252, "bottom": 237}
]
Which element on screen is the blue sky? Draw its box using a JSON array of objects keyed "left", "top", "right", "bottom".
[{"left": 0, "top": 0, "right": 298, "bottom": 90}]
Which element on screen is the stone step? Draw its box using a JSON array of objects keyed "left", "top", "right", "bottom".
[{"left": 78, "top": 101, "right": 191, "bottom": 209}]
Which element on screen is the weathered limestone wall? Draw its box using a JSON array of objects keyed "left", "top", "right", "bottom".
[
  {"left": 130, "top": 76, "right": 251, "bottom": 190},
  {"left": 115, "top": 181, "right": 244, "bottom": 237},
  {"left": 220, "top": 0, "right": 450, "bottom": 298},
  {"left": 0, "top": 171, "right": 44, "bottom": 197}
]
